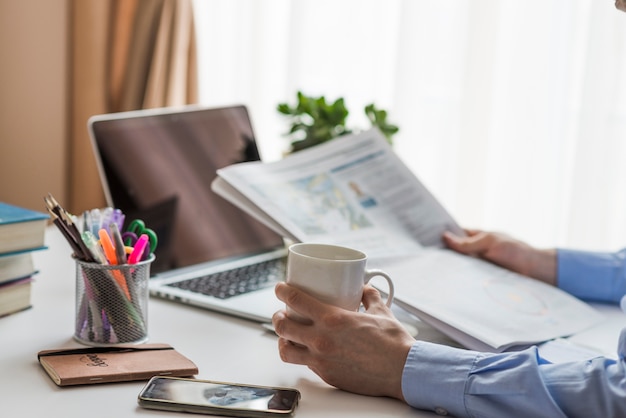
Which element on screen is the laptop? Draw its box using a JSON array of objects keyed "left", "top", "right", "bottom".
[{"left": 88, "top": 104, "right": 287, "bottom": 322}]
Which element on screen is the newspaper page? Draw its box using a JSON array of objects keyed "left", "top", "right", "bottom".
[
  {"left": 381, "top": 249, "right": 603, "bottom": 352},
  {"left": 212, "top": 129, "right": 602, "bottom": 351},
  {"left": 214, "top": 129, "right": 463, "bottom": 260}
]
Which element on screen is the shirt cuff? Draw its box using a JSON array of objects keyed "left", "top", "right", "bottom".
[
  {"left": 401, "top": 341, "right": 477, "bottom": 416},
  {"left": 557, "top": 248, "right": 626, "bottom": 304}
]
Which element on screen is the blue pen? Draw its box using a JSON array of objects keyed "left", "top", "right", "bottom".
[{"left": 89, "top": 208, "right": 101, "bottom": 235}]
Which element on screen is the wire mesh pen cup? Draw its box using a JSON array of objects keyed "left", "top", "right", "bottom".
[{"left": 74, "top": 255, "right": 154, "bottom": 346}]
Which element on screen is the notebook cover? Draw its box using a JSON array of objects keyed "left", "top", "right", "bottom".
[{"left": 37, "top": 343, "right": 198, "bottom": 386}]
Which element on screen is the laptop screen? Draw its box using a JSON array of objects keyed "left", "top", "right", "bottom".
[{"left": 89, "top": 105, "right": 284, "bottom": 275}]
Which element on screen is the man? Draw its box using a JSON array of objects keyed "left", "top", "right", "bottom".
[
  {"left": 272, "top": 227, "right": 626, "bottom": 416},
  {"left": 271, "top": 6, "right": 626, "bottom": 415}
]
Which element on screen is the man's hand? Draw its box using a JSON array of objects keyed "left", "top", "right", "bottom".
[
  {"left": 443, "top": 229, "right": 557, "bottom": 286},
  {"left": 272, "top": 282, "right": 415, "bottom": 401}
]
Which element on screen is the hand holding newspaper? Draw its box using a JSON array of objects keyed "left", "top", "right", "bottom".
[{"left": 212, "top": 129, "right": 602, "bottom": 352}]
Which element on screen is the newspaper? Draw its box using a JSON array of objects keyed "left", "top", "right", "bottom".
[
  {"left": 212, "top": 129, "right": 602, "bottom": 352},
  {"left": 213, "top": 128, "right": 464, "bottom": 259}
]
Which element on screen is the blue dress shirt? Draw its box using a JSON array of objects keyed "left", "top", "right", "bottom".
[{"left": 401, "top": 248, "right": 626, "bottom": 417}]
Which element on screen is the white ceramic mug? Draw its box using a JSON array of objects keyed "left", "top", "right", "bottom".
[{"left": 285, "top": 243, "right": 394, "bottom": 322}]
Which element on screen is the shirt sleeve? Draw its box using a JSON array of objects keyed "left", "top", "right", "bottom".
[
  {"left": 402, "top": 248, "right": 626, "bottom": 416},
  {"left": 557, "top": 248, "right": 626, "bottom": 303},
  {"left": 402, "top": 330, "right": 626, "bottom": 417}
]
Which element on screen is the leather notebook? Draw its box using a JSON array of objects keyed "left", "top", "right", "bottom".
[{"left": 37, "top": 343, "right": 198, "bottom": 386}]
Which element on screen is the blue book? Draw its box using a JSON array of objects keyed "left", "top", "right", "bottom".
[{"left": 0, "top": 202, "right": 49, "bottom": 255}]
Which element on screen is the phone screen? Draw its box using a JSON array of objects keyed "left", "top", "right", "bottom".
[{"left": 139, "top": 377, "right": 300, "bottom": 416}]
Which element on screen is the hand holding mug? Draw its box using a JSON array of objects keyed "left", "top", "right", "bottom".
[{"left": 285, "top": 243, "right": 394, "bottom": 323}]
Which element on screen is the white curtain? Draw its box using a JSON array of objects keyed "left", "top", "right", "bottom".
[{"left": 192, "top": 0, "right": 626, "bottom": 252}]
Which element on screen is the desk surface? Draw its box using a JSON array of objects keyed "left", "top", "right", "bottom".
[{"left": 1, "top": 227, "right": 624, "bottom": 417}]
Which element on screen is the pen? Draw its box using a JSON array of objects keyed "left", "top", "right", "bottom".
[
  {"left": 67, "top": 214, "right": 95, "bottom": 262},
  {"left": 101, "top": 207, "right": 113, "bottom": 233},
  {"left": 88, "top": 300, "right": 103, "bottom": 342},
  {"left": 90, "top": 208, "right": 101, "bottom": 235},
  {"left": 110, "top": 223, "right": 127, "bottom": 265},
  {"left": 111, "top": 209, "right": 125, "bottom": 232},
  {"left": 81, "top": 231, "right": 107, "bottom": 264},
  {"left": 82, "top": 210, "right": 91, "bottom": 234},
  {"left": 128, "top": 234, "right": 149, "bottom": 264}
]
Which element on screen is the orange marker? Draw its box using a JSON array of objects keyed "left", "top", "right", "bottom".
[
  {"left": 98, "top": 228, "right": 131, "bottom": 299},
  {"left": 98, "top": 228, "right": 118, "bottom": 265}
]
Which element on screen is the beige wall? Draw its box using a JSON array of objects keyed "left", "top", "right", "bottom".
[{"left": 0, "top": 0, "right": 68, "bottom": 213}]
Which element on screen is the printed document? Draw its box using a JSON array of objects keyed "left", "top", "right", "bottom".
[{"left": 212, "top": 129, "right": 602, "bottom": 352}]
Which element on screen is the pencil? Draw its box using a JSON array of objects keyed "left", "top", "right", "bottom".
[{"left": 44, "top": 194, "right": 95, "bottom": 262}]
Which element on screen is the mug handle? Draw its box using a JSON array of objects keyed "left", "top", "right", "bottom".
[{"left": 364, "top": 269, "right": 395, "bottom": 307}]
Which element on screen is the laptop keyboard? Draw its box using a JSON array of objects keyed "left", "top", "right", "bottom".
[{"left": 166, "top": 258, "right": 286, "bottom": 299}]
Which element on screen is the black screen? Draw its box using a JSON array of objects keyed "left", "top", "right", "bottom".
[{"left": 90, "top": 105, "right": 284, "bottom": 275}]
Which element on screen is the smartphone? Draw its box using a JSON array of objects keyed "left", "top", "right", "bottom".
[{"left": 137, "top": 376, "right": 301, "bottom": 417}]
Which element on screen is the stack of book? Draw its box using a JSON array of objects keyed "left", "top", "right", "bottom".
[{"left": 0, "top": 202, "right": 48, "bottom": 317}]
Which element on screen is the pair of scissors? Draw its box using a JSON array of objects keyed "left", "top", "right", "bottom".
[{"left": 122, "top": 219, "right": 158, "bottom": 256}]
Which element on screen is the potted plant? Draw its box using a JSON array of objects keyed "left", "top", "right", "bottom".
[{"left": 277, "top": 91, "right": 399, "bottom": 153}]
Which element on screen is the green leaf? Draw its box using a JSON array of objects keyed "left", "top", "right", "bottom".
[{"left": 279, "top": 92, "right": 399, "bottom": 152}]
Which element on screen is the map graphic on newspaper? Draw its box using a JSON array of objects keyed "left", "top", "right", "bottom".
[{"left": 251, "top": 173, "right": 373, "bottom": 236}]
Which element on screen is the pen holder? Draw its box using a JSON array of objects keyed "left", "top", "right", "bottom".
[{"left": 74, "top": 255, "right": 154, "bottom": 346}]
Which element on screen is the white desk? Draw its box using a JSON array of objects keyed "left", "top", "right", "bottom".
[{"left": 1, "top": 227, "right": 624, "bottom": 417}]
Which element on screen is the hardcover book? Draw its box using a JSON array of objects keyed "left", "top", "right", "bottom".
[
  {"left": 0, "top": 251, "right": 39, "bottom": 284},
  {"left": 0, "top": 202, "right": 48, "bottom": 255},
  {"left": 37, "top": 343, "right": 198, "bottom": 386},
  {"left": 0, "top": 277, "right": 32, "bottom": 317}
]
